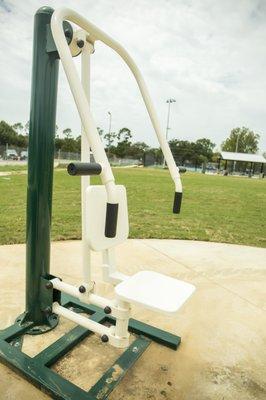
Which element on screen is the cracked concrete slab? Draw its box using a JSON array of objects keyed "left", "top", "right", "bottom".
[{"left": 0, "top": 239, "right": 265, "bottom": 399}]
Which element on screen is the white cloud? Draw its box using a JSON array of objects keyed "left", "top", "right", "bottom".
[{"left": 0, "top": 0, "right": 265, "bottom": 151}]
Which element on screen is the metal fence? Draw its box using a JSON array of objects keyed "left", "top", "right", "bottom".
[
  {"left": 109, "top": 157, "right": 141, "bottom": 166},
  {"left": 0, "top": 145, "right": 141, "bottom": 168},
  {"left": 55, "top": 150, "right": 80, "bottom": 161},
  {"left": 1, "top": 145, "right": 264, "bottom": 177}
]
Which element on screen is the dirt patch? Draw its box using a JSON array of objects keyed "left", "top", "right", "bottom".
[
  {"left": 0, "top": 172, "right": 11, "bottom": 176},
  {"left": 206, "top": 365, "right": 266, "bottom": 399}
]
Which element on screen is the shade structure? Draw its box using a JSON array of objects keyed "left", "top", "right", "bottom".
[{"left": 221, "top": 151, "right": 266, "bottom": 163}]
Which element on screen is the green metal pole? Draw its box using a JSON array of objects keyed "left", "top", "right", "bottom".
[{"left": 22, "top": 6, "right": 59, "bottom": 332}]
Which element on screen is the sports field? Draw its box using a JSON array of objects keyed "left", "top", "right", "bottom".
[{"left": 0, "top": 167, "right": 265, "bottom": 247}]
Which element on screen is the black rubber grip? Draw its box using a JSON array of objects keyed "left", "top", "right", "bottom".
[
  {"left": 105, "top": 203, "right": 119, "bottom": 238},
  {"left": 178, "top": 166, "right": 187, "bottom": 173},
  {"left": 173, "top": 192, "right": 182, "bottom": 214},
  {"left": 67, "top": 162, "right": 102, "bottom": 176}
]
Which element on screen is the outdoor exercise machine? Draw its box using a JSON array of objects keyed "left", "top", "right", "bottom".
[{"left": 0, "top": 7, "right": 195, "bottom": 399}]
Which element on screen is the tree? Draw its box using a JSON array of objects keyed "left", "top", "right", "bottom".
[
  {"left": 97, "top": 127, "right": 104, "bottom": 137},
  {"left": 55, "top": 137, "right": 64, "bottom": 151},
  {"left": 190, "top": 138, "right": 215, "bottom": 167},
  {"left": 63, "top": 128, "right": 72, "bottom": 139},
  {"left": 115, "top": 127, "right": 132, "bottom": 158},
  {"left": 0, "top": 120, "right": 28, "bottom": 148},
  {"left": 61, "top": 128, "right": 77, "bottom": 152},
  {"left": 150, "top": 147, "right": 163, "bottom": 164},
  {"left": 194, "top": 138, "right": 215, "bottom": 161},
  {"left": 212, "top": 152, "right": 221, "bottom": 163},
  {"left": 222, "top": 127, "right": 260, "bottom": 154},
  {"left": 12, "top": 122, "right": 24, "bottom": 135},
  {"left": 117, "top": 127, "right": 132, "bottom": 143},
  {"left": 168, "top": 138, "right": 215, "bottom": 167},
  {"left": 61, "top": 138, "right": 77, "bottom": 153},
  {"left": 24, "top": 121, "right": 30, "bottom": 136},
  {"left": 127, "top": 141, "right": 149, "bottom": 160},
  {"left": 168, "top": 140, "right": 194, "bottom": 165},
  {"left": 0, "top": 121, "right": 17, "bottom": 145},
  {"left": 104, "top": 131, "right": 117, "bottom": 151},
  {"left": 16, "top": 134, "right": 28, "bottom": 148},
  {"left": 75, "top": 135, "right": 81, "bottom": 152}
]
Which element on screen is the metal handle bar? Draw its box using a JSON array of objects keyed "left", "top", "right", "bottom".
[{"left": 51, "top": 7, "right": 183, "bottom": 216}]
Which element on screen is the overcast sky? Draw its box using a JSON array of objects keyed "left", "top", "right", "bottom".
[{"left": 0, "top": 0, "right": 265, "bottom": 151}]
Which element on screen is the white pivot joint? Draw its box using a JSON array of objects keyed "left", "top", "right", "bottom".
[{"left": 50, "top": 278, "right": 130, "bottom": 348}]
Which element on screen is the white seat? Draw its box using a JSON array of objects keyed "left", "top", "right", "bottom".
[{"left": 115, "top": 271, "right": 195, "bottom": 315}]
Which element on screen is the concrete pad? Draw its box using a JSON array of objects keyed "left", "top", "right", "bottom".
[
  {"left": 143, "top": 239, "right": 266, "bottom": 310},
  {"left": 0, "top": 239, "right": 265, "bottom": 399}
]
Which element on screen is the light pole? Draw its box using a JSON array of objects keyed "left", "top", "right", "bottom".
[
  {"left": 107, "top": 111, "right": 112, "bottom": 158},
  {"left": 233, "top": 132, "right": 240, "bottom": 173},
  {"left": 163, "top": 98, "right": 176, "bottom": 168}
]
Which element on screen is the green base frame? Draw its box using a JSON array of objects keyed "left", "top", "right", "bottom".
[{"left": 0, "top": 294, "right": 181, "bottom": 400}]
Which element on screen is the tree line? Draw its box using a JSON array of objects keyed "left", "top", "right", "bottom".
[{"left": 0, "top": 119, "right": 261, "bottom": 165}]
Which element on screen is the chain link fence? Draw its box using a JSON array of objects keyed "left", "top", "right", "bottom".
[
  {"left": 55, "top": 150, "right": 81, "bottom": 162},
  {"left": 0, "top": 145, "right": 142, "bottom": 168},
  {"left": 0, "top": 144, "right": 264, "bottom": 177}
]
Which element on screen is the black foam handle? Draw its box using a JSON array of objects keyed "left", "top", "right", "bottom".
[
  {"left": 178, "top": 166, "right": 187, "bottom": 173},
  {"left": 67, "top": 162, "right": 102, "bottom": 176},
  {"left": 173, "top": 192, "right": 182, "bottom": 214},
  {"left": 105, "top": 203, "right": 119, "bottom": 238}
]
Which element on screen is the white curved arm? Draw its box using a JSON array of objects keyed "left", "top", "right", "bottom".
[{"left": 51, "top": 7, "right": 182, "bottom": 199}]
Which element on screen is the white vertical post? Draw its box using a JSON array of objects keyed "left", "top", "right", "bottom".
[
  {"left": 233, "top": 133, "right": 240, "bottom": 174},
  {"left": 81, "top": 37, "right": 94, "bottom": 289},
  {"left": 114, "top": 299, "right": 130, "bottom": 346}
]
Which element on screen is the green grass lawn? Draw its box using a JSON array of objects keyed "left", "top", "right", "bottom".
[
  {"left": 0, "top": 168, "right": 265, "bottom": 247},
  {"left": 0, "top": 164, "right": 27, "bottom": 172}
]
